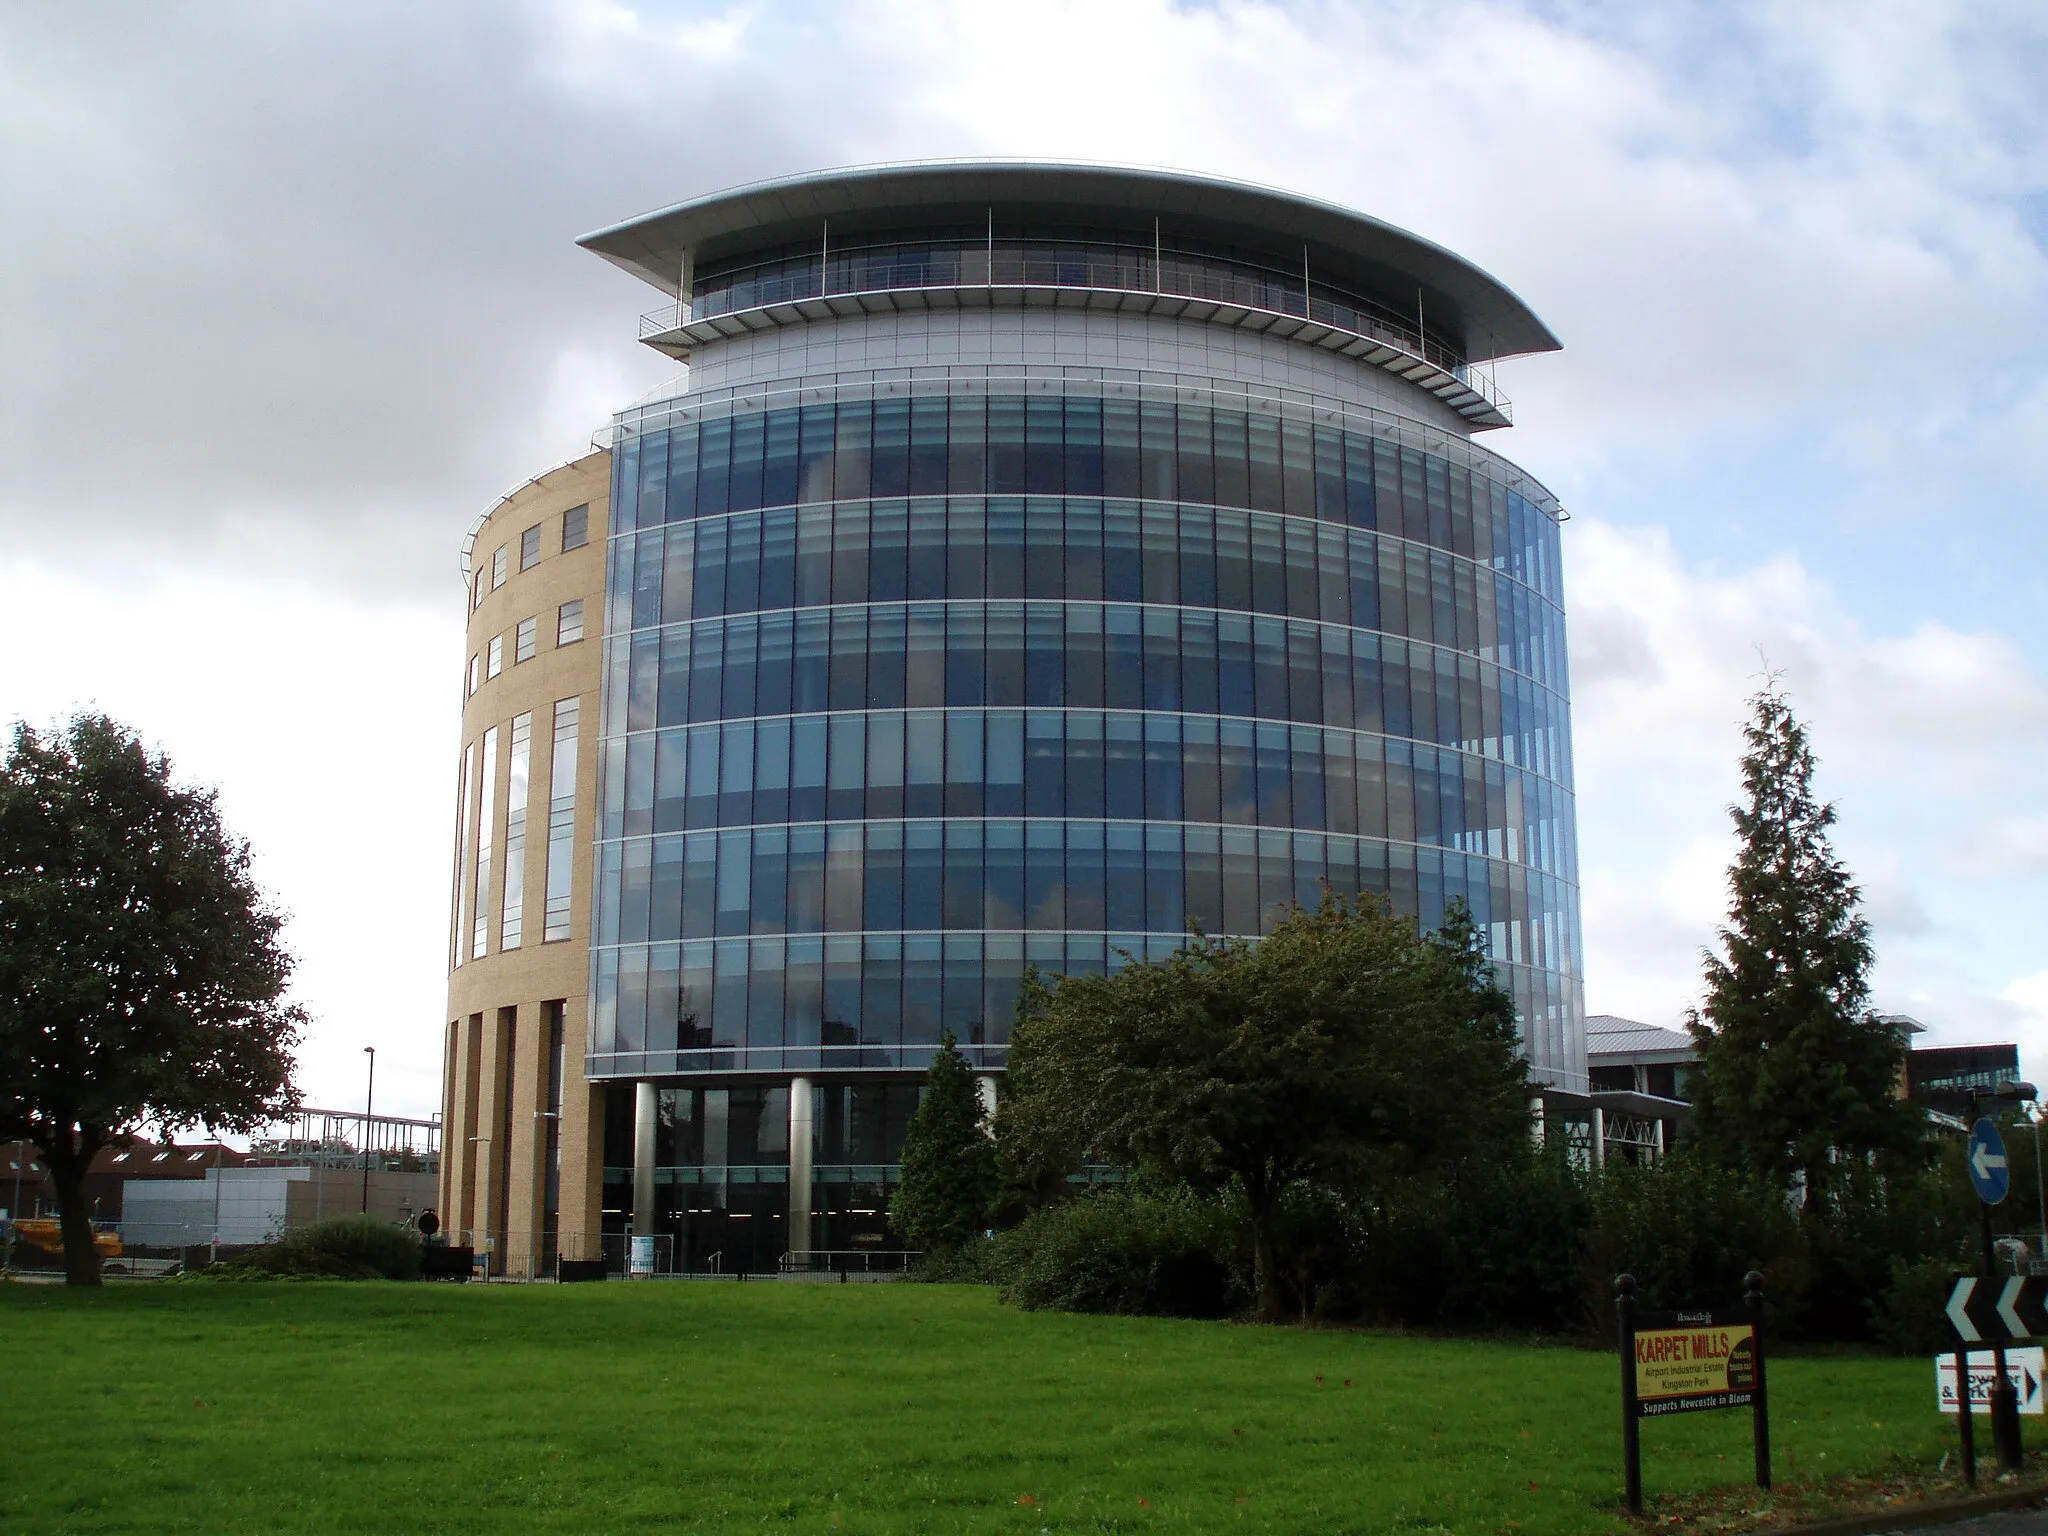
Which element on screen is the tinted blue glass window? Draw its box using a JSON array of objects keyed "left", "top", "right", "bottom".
[{"left": 595, "top": 386, "right": 1577, "bottom": 1082}]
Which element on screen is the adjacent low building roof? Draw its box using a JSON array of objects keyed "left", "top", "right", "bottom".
[
  {"left": 1586, "top": 1014, "right": 1696, "bottom": 1064},
  {"left": 578, "top": 160, "right": 1561, "bottom": 363}
]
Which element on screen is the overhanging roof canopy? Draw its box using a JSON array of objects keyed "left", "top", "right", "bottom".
[{"left": 578, "top": 161, "right": 1561, "bottom": 363}]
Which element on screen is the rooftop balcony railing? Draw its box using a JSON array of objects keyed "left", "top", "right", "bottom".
[{"left": 637, "top": 247, "right": 1513, "bottom": 426}]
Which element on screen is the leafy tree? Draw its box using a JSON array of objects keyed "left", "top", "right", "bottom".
[
  {"left": 998, "top": 893, "right": 1531, "bottom": 1321},
  {"left": 0, "top": 716, "right": 303, "bottom": 1284},
  {"left": 990, "top": 966, "right": 1081, "bottom": 1220},
  {"left": 889, "top": 1030, "right": 997, "bottom": 1254},
  {"left": 1686, "top": 685, "right": 1922, "bottom": 1214}
]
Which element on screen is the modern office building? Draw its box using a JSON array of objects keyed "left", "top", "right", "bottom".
[{"left": 440, "top": 163, "right": 1583, "bottom": 1274}]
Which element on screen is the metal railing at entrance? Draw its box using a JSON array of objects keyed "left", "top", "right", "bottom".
[{"left": 779, "top": 1248, "right": 917, "bottom": 1278}]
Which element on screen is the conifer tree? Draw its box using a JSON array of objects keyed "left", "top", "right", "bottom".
[
  {"left": 1686, "top": 685, "right": 1921, "bottom": 1213},
  {"left": 889, "top": 1029, "right": 997, "bottom": 1253}
]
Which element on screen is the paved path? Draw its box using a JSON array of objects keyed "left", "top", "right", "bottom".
[{"left": 1893, "top": 1510, "right": 2048, "bottom": 1535}]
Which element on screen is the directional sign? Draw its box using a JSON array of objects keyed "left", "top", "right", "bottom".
[
  {"left": 1937, "top": 1348, "right": 2046, "bottom": 1415},
  {"left": 1970, "top": 1119, "right": 2011, "bottom": 1205},
  {"left": 1947, "top": 1276, "right": 2048, "bottom": 1343}
]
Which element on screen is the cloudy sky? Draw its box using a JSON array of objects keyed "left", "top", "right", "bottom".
[{"left": 3, "top": 1, "right": 2045, "bottom": 1118}]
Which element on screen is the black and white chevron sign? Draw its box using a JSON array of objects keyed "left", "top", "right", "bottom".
[{"left": 1947, "top": 1277, "right": 2048, "bottom": 1343}]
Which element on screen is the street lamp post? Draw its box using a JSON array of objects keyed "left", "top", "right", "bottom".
[
  {"left": 2031, "top": 1103, "right": 2048, "bottom": 1259},
  {"left": 360, "top": 1047, "right": 376, "bottom": 1215}
]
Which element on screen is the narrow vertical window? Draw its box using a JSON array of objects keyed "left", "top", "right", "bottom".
[
  {"left": 450, "top": 743, "right": 473, "bottom": 971},
  {"left": 473, "top": 568, "right": 487, "bottom": 610},
  {"left": 486, "top": 634, "right": 504, "bottom": 680},
  {"left": 520, "top": 525, "right": 543, "bottom": 570},
  {"left": 541, "top": 999, "right": 565, "bottom": 1262},
  {"left": 515, "top": 616, "right": 537, "bottom": 664},
  {"left": 501, "top": 713, "right": 532, "bottom": 950},
  {"left": 562, "top": 504, "right": 590, "bottom": 552},
  {"left": 492, "top": 545, "right": 509, "bottom": 589},
  {"left": 558, "top": 598, "right": 586, "bottom": 646},
  {"left": 467, "top": 654, "right": 481, "bottom": 697},
  {"left": 472, "top": 725, "right": 500, "bottom": 960},
  {"left": 544, "top": 698, "right": 580, "bottom": 941}
]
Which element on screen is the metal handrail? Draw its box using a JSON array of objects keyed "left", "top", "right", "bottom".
[
  {"left": 637, "top": 275, "right": 1511, "bottom": 421},
  {"left": 779, "top": 1248, "right": 919, "bottom": 1273}
]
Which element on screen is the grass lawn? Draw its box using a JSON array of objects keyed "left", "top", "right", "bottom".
[{"left": 0, "top": 1278, "right": 1975, "bottom": 1535}]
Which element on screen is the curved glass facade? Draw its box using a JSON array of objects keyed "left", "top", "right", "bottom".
[{"left": 591, "top": 384, "right": 1580, "bottom": 1083}]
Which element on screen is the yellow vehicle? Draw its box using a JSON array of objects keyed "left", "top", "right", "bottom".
[{"left": 12, "top": 1218, "right": 122, "bottom": 1259}]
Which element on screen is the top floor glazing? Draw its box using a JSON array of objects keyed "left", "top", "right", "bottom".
[
  {"left": 674, "top": 223, "right": 1477, "bottom": 376},
  {"left": 583, "top": 163, "right": 1561, "bottom": 433}
]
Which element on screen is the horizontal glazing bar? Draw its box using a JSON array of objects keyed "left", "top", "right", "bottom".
[
  {"left": 589, "top": 819, "right": 1576, "bottom": 955},
  {"left": 600, "top": 607, "right": 1571, "bottom": 786},
  {"left": 596, "top": 712, "right": 1574, "bottom": 878},
  {"left": 584, "top": 929, "right": 1578, "bottom": 1082},
  {"left": 604, "top": 497, "right": 1567, "bottom": 686},
  {"left": 613, "top": 370, "right": 1564, "bottom": 528},
  {"left": 608, "top": 391, "right": 1565, "bottom": 593}
]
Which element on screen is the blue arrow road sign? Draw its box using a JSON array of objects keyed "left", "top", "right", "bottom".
[{"left": 1970, "top": 1118, "right": 2011, "bottom": 1205}]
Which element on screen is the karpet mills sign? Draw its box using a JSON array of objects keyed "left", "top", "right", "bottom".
[
  {"left": 1616, "top": 1273, "right": 1772, "bottom": 1515},
  {"left": 1633, "top": 1314, "right": 1760, "bottom": 1415}
]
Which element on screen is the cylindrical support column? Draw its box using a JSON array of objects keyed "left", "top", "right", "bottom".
[
  {"left": 788, "top": 1076, "right": 814, "bottom": 1266},
  {"left": 975, "top": 1073, "right": 999, "bottom": 1128},
  {"left": 633, "top": 1081, "right": 657, "bottom": 1242},
  {"left": 1592, "top": 1105, "right": 1607, "bottom": 1169}
]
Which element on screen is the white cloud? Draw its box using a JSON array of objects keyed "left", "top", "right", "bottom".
[
  {"left": 1570, "top": 518, "right": 2048, "bottom": 1084},
  {"left": 3, "top": 0, "right": 2045, "bottom": 1108},
  {"left": 0, "top": 560, "right": 460, "bottom": 1118}
]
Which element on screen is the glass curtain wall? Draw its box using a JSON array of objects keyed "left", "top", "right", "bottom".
[{"left": 592, "top": 383, "right": 1580, "bottom": 1090}]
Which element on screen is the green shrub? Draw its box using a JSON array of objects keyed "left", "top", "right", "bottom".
[
  {"left": 1580, "top": 1154, "right": 1805, "bottom": 1333},
  {"left": 218, "top": 1215, "right": 421, "bottom": 1281},
  {"left": 1364, "top": 1147, "right": 1592, "bottom": 1332},
  {"left": 992, "top": 1187, "right": 1243, "bottom": 1318},
  {"left": 903, "top": 1241, "right": 997, "bottom": 1284},
  {"left": 1873, "top": 1254, "right": 1964, "bottom": 1356},
  {"left": 1803, "top": 1149, "right": 1973, "bottom": 1342}
]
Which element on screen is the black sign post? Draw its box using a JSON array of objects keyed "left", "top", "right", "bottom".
[
  {"left": 1941, "top": 1271, "right": 2048, "bottom": 1484},
  {"left": 1617, "top": 1272, "right": 1771, "bottom": 1516},
  {"left": 1617, "top": 1275, "right": 1642, "bottom": 1515},
  {"left": 1746, "top": 1271, "right": 1771, "bottom": 1491},
  {"left": 1955, "top": 1341, "right": 1977, "bottom": 1488},
  {"left": 1979, "top": 1204, "right": 2025, "bottom": 1471}
]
